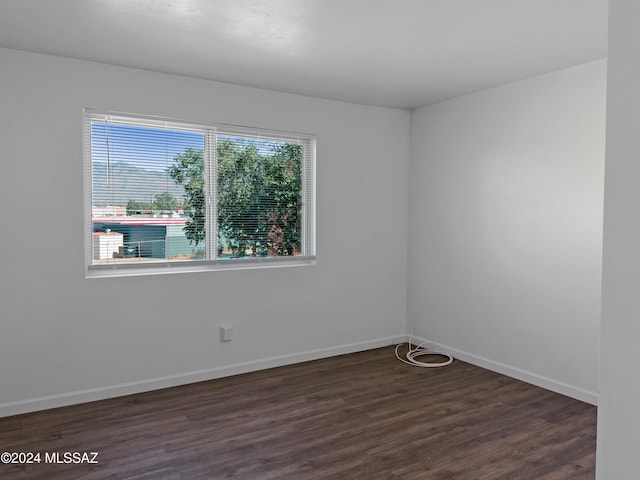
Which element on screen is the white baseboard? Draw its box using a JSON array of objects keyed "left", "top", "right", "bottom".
[
  {"left": 0, "top": 336, "right": 398, "bottom": 418},
  {"left": 406, "top": 334, "right": 598, "bottom": 405},
  {"left": 0, "top": 334, "right": 598, "bottom": 418}
]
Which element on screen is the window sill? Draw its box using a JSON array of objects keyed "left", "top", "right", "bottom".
[{"left": 86, "top": 256, "right": 316, "bottom": 278}]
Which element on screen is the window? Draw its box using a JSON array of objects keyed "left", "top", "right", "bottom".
[{"left": 83, "top": 110, "right": 315, "bottom": 277}]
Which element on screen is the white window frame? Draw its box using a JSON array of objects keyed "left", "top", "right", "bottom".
[{"left": 83, "top": 109, "right": 316, "bottom": 278}]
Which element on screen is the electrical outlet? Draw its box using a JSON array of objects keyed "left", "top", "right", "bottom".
[{"left": 220, "top": 324, "right": 232, "bottom": 342}]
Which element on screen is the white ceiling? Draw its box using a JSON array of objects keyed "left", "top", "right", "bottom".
[{"left": 0, "top": 0, "right": 608, "bottom": 109}]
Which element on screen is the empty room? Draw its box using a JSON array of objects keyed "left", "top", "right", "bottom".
[{"left": 1, "top": 0, "right": 638, "bottom": 479}]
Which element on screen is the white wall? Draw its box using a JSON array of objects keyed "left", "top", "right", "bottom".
[
  {"left": 597, "top": 0, "right": 640, "bottom": 477},
  {"left": 0, "top": 48, "right": 410, "bottom": 416},
  {"left": 0, "top": 45, "right": 607, "bottom": 418},
  {"left": 408, "top": 60, "right": 606, "bottom": 403}
]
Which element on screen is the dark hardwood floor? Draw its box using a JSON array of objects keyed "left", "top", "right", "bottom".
[{"left": 0, "top": 346, "right": 596, "bottom": 479}]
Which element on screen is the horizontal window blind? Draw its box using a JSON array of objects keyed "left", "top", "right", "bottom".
[{"left": 84, "top": 110, "right": 315, "bottom": 277}]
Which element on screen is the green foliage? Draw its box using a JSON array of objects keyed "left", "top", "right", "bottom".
[
  {"left": 263, "top": 143, "right": 302, "bottom": 256},
  {"left": 217, "top": 139, "right": 302, "bottom": 257},
  {"left": 126, "top": 192, "right": 178, "bottom": 215},
  {"left": 126, "top": 199, "right": 152, "bottom": 215},
  {"left": 153, "top": 191, "right": 178, "bottom": 211},
  {"left": 167, "top": 148, "right": 205, "bottom": 246},
  {"left": 167, "top": 141, "right": 302, "bottom": 256}
]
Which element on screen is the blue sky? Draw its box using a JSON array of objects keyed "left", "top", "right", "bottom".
[{"left": 91, "top": 122, "right": 205, "bottom": 172}]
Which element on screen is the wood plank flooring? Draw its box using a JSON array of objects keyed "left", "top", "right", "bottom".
[{"left": 0, "top": 346, "right": 596, "bottom": 479}]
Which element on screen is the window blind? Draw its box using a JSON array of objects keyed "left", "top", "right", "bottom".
[{"left": 84, "top": 110, "right": 315, "bottom": 277}]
